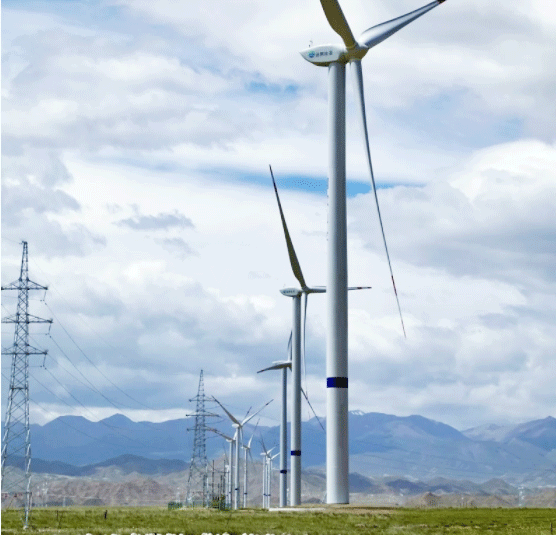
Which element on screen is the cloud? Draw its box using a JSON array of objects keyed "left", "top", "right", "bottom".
[
  {"left": 156, "top": 237, "right": 196, "bottom": 258},
  {"left": 2, "top": 0, "right": 556, "bottom": 433},
  {"left": 117, "top": 209, "right": 194, "bottom": 231},
  {"left": 350, "top": 139, "right": 556, "bottom": 286},
  {"left": 1, "top": 151, "right": 107, "bottom": 258}
]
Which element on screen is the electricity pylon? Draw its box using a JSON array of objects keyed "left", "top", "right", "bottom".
[
  {"left": 1, "top": 241, "right": 52, "bottom": 529},
  {"left": 185, "top": 370, "right": 214, "bottom": 506}
]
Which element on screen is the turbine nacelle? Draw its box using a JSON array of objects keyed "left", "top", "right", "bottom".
[
  {"left": 280, "top": 287, "right": 303, "bottom": 297},
  {"left": 280, "top": 287, "right": 327, "bottom": 297},
  {"left": 300, "top": 44, "right": 368, "bottom": 66}
]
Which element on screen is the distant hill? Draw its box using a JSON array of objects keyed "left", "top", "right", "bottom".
[
  {"left": 3, "top": 454, "right": 187, "bottom": 477},
  {"left": 5, "top": 411, "right": 555, "bottom": 485},
  {"left": 463, "top": 416, "right": 556, "bottom": 450}
]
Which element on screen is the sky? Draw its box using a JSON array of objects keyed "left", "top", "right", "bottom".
[{"left": 2, "top": 0, "right": 555, "bottom": 433}]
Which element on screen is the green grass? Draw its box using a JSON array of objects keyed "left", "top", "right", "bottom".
[{"left": 1, "top": 506, "right": 555, "bottom": 535}]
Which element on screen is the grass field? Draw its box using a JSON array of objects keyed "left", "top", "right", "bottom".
[{"left": 1, "top": 506, "right": 555, "bottom": 534}]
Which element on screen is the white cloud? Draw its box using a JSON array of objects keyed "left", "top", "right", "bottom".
[{"left": 2, "top": 0, "right": 556, "bottom": 433}]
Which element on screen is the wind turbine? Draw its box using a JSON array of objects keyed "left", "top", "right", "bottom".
[
  {"left": 268, "top": 451, "right": 279, "bottom": 507},
  {"left": 242, "top": 420, "right": 259, "bottom": 508},
  {"left": 260, "top": 439, "right": 276, "bottom": 509},
  {"left": 206, "top": 426, "right": 235, "bottom": 508},
  {"left": 299, "top": 0, "right": 449, "bottom": 504},
  {"left": 269, "top": 166, "right": 370, "bottom": 505},
  {"left": 212, "top": 397, "right": 272, "bottom": 509},
  {"left": 257, "top": 339, "right": 291, "bottom": 508}
]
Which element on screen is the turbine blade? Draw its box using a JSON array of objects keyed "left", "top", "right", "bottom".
[
  {"left": 311, "top": 285, "right": 372, "bottom": 291},
  {"left": 247, "top": 419, "right": 259, "bottom": 448},
  {"left": 350, "top": 60, "right": 407, "bottom": 338},
  {"left": 207, "top": 426, "right": 234, "bottom": 442},
  {"left": 347, "top": 286, "right": 372, "bottom": 290},
  {"left": 269, "top": 165, "right": 308, "bottom": 290},
  {"left": 212, "top": 396, "right": 241, "bottom": 426},
  {"left": 257, "top": 362, "right": 291, "bottom": 373},
  {"left": 360, "top": 0, "right": 446, "bottom": 50},
  {"left": 287, "top": 330, "right": 292, "bottom": 363},
  {"left": 242, "top": 398, "right": 273, "bottom": 426},
  {"left": 320, "top": 0, "right": 357, "bottom": 50},
  {"left": 301, "top": 387, "right": 325, "bottom": 431}
]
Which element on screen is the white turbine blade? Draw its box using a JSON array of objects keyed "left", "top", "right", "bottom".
[
  {"left": 212, "top": 396, "right": 241, "bottom": 426},
  {"left": 257, "top": 362, "right": 291, "bottom": 373},
  {"left": 350, "top": 59, "right": 407, "bottom": 338},
  {"left": 306, "top": 286, "right": 327, "bottom": 294},
  {"left": 287, "top": 330, "right": 292, "bottom": 362},
  {"left": 347, "top": 286, "right": 372, "bottom": 290},
  {"left": 269, "top": 165, "right": 308, "bottom": 290},
  {"left": 242, "top": 398, "right": 273, "bottom": 426},
  {"left": 206, "top": 427, "right": 234, "bottom": 442},
  {"left": 260, "top": 436, "right": 268, "bottom": 455},
  {"left": 320, "top": 0, "right": 357, "bottom": 50},
  {"left": 247, "top": 420, "right": 259, "bottom": 449},
  {"left": 360, "top": 0, "right": 446, "bottom": 50}
]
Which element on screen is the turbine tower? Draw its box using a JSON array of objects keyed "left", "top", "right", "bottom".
[
  {"left": 300, "top": 0, "right": 448, "bottom": 504},
  {"left": 1, "top": 241, "right": 52, "bottom": 528}
]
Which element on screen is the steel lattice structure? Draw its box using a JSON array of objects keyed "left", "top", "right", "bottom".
[
  {"left": 185, "top": 370, "right": 212, "bottom": 506},
  {"left": 1, "top": 242, "right": 52, "bottom": 528}
]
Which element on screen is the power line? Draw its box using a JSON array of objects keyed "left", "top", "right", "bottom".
[
  {"left": 43, "top": 302, "right": 155, "bottom": 411},
  {"left": 1, "top": 370, "right": 153, "bottom": 454},
  {"left": 14, "top": 255, "right": 158, "bottom": 413}
]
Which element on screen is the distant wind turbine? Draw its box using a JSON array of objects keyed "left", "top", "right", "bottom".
[
  {"left": 242, "top": 420, "right": 259, "bottom": 508},
  {"left": 299, "top": 0, "right": 449, "bottom": 503},
  {"left": 257, "top": 339, "right": 291, "bottom": 507},
  {"left": 269, "top": 165, "right": 370, "bottom": 505},
  {"left": 212, "top": 397, "right": 272, "bottom": 509},
  {"left": 260, "top": 438, "right": 276, "bottom": 509},
  {"left": 206, "top": 426, "right": 235, "bottom": 508}
]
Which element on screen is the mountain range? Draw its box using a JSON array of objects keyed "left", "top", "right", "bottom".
[{"left": 5, "top": 412, "right": 556, "bottom": 486}]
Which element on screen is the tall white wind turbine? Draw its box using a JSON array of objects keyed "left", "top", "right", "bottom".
[
  {"left": 269, "top": 166, "right": 370, "bottom": 505},
  {"left": 299, "top": 0, "right": 449, "bottom": 504},
  {"left": 212, "top": 397, "right": 272, "bottom": 509}
]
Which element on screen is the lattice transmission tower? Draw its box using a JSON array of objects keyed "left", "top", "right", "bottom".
[
  {"left": 1, "top": 241, "right": 52, "bottom": 528},
  {"left": 186, "top": 370, "right": 214, "bottom": 506}
]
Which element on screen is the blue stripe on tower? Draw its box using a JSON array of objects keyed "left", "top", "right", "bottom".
[
  {"left": 280, "top": 469, "right": 288, "bottom": 474},
  {"left": 327, "top": 377, "right": 348, "bottom": 388},
  {"left": 291, "top": 450, "right": 301, "bottom": 456}
]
